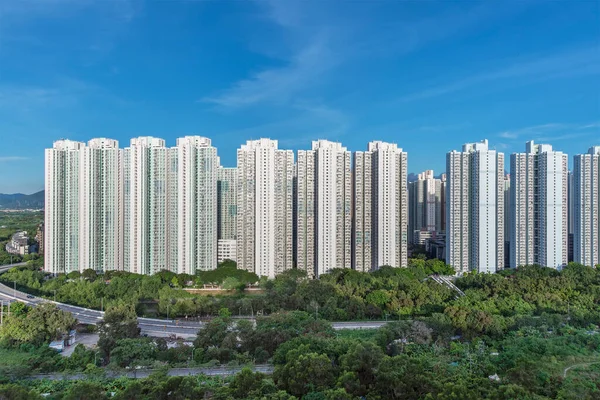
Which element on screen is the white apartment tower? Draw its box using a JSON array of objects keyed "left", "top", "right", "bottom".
[
  {"left": 573, "top": 146, "right": 600, "bottom": 267},
  {"left": 176, "top": 136, "right": 218, "bottom": 274},
  {"left": 237, "top": 139, "right": 294, "bottom": 278},
  {"left": 511, "top": 141, "right": 568, "bottom": 269},
  {"left": 167, "top": 146, "right": 179, "bottom": 271},
  {"left": 297, "top": 140, "right": 352, "bottom": 277},
  {"left": 217, "top": 167, "right": 238, "bottom": 263},
  {"left": 354, "top": 141, "right": 408, "bottom": 271},
  {"left": 45, "top": 140, "right": 85, "bottom": 274},
  {"left": 353, "top": 150, "right": 372, "bottom": 272},
  {"left": 79, "top": 138, "right": 123, "bottom": 272},
  {"left": 504, "top": 174, "right": 511, "bottom": 266},
  {"left": 124, "top": 137, "right": 170, "bottom": 275},
  {"left": 446, "top": 140, "right": 504, "bottom": 274}
]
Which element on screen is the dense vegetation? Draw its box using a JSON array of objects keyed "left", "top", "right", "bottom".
[
  {"left": 1, "top": 313, "right": 599, "bottom": 399},
  {"left": 1, "top": 258, "right": 455, "bottom": 320},
  {"left": 0, "top": 211, "right": 43, "bottom": 265},
  {"left": 1, "top": 262, "right": 599, "bottom": 398},
  {"left": 3, "top": 260, "right": 600, "bottom": 331}
]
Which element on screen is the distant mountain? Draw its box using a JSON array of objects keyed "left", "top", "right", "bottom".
[{"left": 0, "top": 191, "right": 44, "bottom": 209}]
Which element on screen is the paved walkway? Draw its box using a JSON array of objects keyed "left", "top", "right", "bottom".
[
  {"left": 562, "top": 361, "right": 600, "bottom": 378},
  {"left": 29, "top": 364, "right": 274, "bottom": 380}
]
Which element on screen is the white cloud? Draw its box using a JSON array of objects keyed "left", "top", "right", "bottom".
[
  {"left": 203, "top": 40, "right": 336, "bottom": 108},
  {"left": 398, "top": 46, "right": 600, "bottom": 102},
  {"left": 494, "top": 121, "right": 599, "bottom": 142}
]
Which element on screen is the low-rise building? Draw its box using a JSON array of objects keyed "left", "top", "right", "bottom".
[
  {"left": 5, "top": 231, "right": 33, "bottom": 255},
  {"left": 217, "top": 239, "right": 237, "bottom": 264}
]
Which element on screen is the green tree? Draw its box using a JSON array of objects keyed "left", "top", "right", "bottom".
[
  {"left": 0, "top": 384, "right": 43, "bottom": 400},
  {"left": 97, "top": 304, "right": 140, "bottom": 360},
  {"left": 222, "top": 276, "right": 242, "bottom": 291},
  {"left": 339, "top": 341, "right": 385, "bottom": 396},
  {"left": 230, "top": 367, "right": 267, "bottom": 398},
  {"left": 63, "top": 381, "right": 106, "bottom": 400},
  {"left": 0, "top": 303, "right": 75, "bottom": 347},
  {"left": 275, "top": 353, "right": 338, "bottom": 397},
  {"left": 110, "top": 338, "right": 158, "bottom": 368}
]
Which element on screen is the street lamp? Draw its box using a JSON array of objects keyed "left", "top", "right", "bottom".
[
  {"left": 13, "top": 281, "right": 16, "bottom": 298},
  {"left": 53, "top": 290, "right": 57, "bottom": 302},
  {"left": 94, "top": 351, "right": 100, "bottom": 366}
]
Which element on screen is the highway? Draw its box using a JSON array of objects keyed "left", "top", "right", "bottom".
[{"left": 0, "top": 263, "right": 388, "bottom": 336}]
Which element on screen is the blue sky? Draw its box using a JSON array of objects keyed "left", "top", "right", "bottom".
[{"left": 0, "top": 0, "right": 598, "bottom": 193}]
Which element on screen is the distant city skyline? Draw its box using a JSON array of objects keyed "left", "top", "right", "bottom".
[{"left": 1, "top": 1, "right": 599, "bottom": 193}]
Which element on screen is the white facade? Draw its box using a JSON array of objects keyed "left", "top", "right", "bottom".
[
  {"left": 79, "top": 138, "right": 123, "bottom": 272},
  {"left": 217, "top": 239, "right": 237, "bottom": 263},
  {"left": 236, "top": 139, "right": 294, "bottom": 278},
  {"left": 124, "top": 137, "right": 169, "bottom": 275},
  {"left": 176, "top": 136, "right": 218, "bottom": 274},
  {"left": 353, "top": 142, "right": 408, "bottom": 271},
  {"left": 446, "top": 140, "right": 504, "bottom": 274},
  {"left": 573, "top": 146, "right": 600, "bottom": 267},
  {"left": 353, "top": 151, "right": 372, "bottom": 272},
  {"left": 511, "top": 141, "right": 568, "bottom": 269},
  {"left": 297, "top": 140, "right": 352, "bottom": 277},
  {"left": 45, "top": 140, "right": 85, "bottom": 274}
]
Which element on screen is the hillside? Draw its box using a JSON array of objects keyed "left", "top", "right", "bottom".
[{"left": 0, "top": 191, "right": 44, "bottom": 209}]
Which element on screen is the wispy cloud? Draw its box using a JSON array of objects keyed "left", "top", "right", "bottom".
[
  {"left": 0, "top": 78, "right": 131, "bottom": 114},
  {"left": 398, "top": 46, "right": 600, "bottom": 102},
  {"left": 495, "top": 121, "right": 600, "bottom": 143},
  {"left": 0, "top": 156, "right": 29, "bottom": 162},
  {"left": 204, "top": 39, "right": 336, "bottom": 108},
  {"left": 205, "top": 1, "right": 523, "bottom": 109}
]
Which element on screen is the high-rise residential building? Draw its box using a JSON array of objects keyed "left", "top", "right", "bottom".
[
  {"left": 297, "top": 140, "right": 352, "bottom": 277},
  {"left": 446, "top": 140, "right": 504, "bottom": 274},
  {"left": 504, "top": 174, "right": 511, "bottom": 267},
  {"left": 353, "top": 150, "right": 372, "bottom": 272},
  {"left": 176, "top": 136, "right": 218, "bottom": 274},
  {"left": 354, "top": 142, "right": 408, "bottom": 271},
  {"left": 79, "top": 138, "right": 123, "bottom": 272},
  {"left": 438, "top": 173, "right": 446, "bottom": 233},
  {"left": 217, "top": 167, "right": 237, "bottom": 262},
  {"left": 124, "top": 137, "right": 170, "bottom": 275},
  {"left": 237, "top": 139, "right": 294, "bottom": 278},
  {"left": 408, "top": 170, "right": 444, "bottom": 245},
  {"left": 45, "top": 140, "right": 85, "bottom": 274},
  {"left": 167, "top": 147, "right": 179, "bottom": 272},
  {"left": 573, "top": 146, "right": 600, "bottom": 267},
  {"left": 511, "top": 141, "right": 568, "bottom": 269},
  {"left": 568, "top": 171, "right": 574, "bottom": 262}
]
